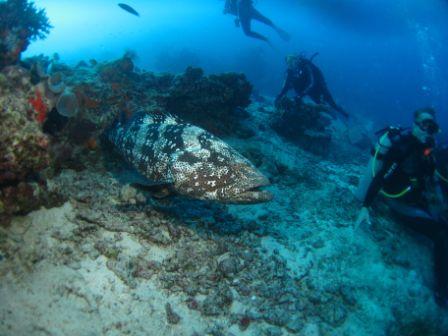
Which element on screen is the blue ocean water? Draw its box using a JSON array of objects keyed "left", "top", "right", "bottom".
[{"left": 26, "top": 0, "right": 448, "bottom": 130}]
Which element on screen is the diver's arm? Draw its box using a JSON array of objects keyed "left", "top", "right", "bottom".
[
  {"left": 301, "top": 64, "right": 315, "bottom": 97},
  {"left": 362, "top": 146, "right": 397, "bottom": 207},
  {"left": 362, "top": 164, "right": 389, "bottom": 207},
  {"left": 356, "top": 158, "right": 393, "bottom": 227},
  {"left": 276, "top": 72, "right": 292, "bottom": 102},
  {"left": 356, "top": 138, "right": 395, "bottom": 226}
]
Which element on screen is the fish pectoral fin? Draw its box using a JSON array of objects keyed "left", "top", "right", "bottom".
[
  {"left": 148, "top": 167, "right": 176, "bottom": 199},
  {"left": 131, "top": 183, "right": 173, "bottom": 199},
  {"left": 151, "top": 186, "right": 173, "bottom": 199}
]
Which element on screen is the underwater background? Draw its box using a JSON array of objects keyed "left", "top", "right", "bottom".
[
  {"left": 26, "top": 0, "right": 448, "bottom": 128},
  {"left": 2, "top": 1, "right": 448, "bottom": 335}
]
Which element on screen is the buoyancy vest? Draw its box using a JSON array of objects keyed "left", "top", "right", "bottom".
[{"left": 373, "top": 127, "right": 436, "bottom": 199}]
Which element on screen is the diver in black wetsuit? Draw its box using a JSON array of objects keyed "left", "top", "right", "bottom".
[
  {"left": 275, "top": 54, "right": 349, "bottom": 118},
  {"left": 356, "top": 108, "right": 448, "bottom": 307},
  {"left": 224, "top": 0, "right": 290, "bottom": 43}
]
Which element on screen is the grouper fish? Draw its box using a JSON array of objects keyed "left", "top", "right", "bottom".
[{"left": 107, "top": 112, "right": 273, "bottom": 204}]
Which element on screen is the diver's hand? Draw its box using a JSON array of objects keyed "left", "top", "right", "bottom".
[
  {"left": 234, "top": 18, "right": 240, "bottom": 27},
  {"left": 355, "top": 207, "right": 371, "bottom": 228}
]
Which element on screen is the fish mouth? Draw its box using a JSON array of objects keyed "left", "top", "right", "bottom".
[{"left": 225, "top": 175, "right": 273, "bottom": 204}]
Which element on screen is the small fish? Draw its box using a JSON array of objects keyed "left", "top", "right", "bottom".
[{"left": 118, "top": 3, "right": 140, "bottom": 17}]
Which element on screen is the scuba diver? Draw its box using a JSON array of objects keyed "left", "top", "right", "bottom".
[
  {"left": 223, "top": 0, "right": 290, "bottom": 44},
  {"left": 275, "top": 54, "right": 349, "bottom": 118},
  {"left": 356, "top": 108, "right": 448, "bottom": 307}
]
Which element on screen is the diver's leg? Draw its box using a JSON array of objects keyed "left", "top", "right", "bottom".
[
  {"left": 250, "top": 8, "right": 275, "bottom": 27},
  {"left": 308, "top": 91, "right": 338, "bottom": 119},
  {"left": 388, "top": 200, "right": 448, "bottom": 305},
  {"left": 434, "top": 229, "right": 448, "bottom": 305},
  {"left": 321, "top": 88, "right": 337, "bottom": 108},
  {"left": 250, "top": 8, "right": 290, "bottom": 41},
  {"left": 240, "top": 16, "right": 270, "bottom": 43},
  {"left": 320, "top": 86, "right": 348, "bottom": 118}
]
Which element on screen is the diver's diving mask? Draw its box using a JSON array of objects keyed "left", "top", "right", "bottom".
[{"left": 416, "top": 119, "right": 440, "bottom": 135}]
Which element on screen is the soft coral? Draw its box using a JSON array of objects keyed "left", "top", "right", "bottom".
[{"left": 28, "top": 88, "right": 47, "bottom": 123}]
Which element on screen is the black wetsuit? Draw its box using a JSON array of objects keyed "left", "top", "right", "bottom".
[
  {"left": 224, "top": 0, "right": 279, "bottom": 42},
  {"left": 435, "top": 145, "right": 448, "bottom": 196},
  {"left": 363, "top": 130, "right": 448, "bottom": 304},
  {"left": 276, "top": 58, "right": 348, "bottom": 118}
]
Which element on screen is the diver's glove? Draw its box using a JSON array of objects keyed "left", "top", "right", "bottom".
[{"left": 355, "top": 206, "right": 371, "bottom": 229}]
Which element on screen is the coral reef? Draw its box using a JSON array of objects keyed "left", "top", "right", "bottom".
[
  {"left": 0, "top": 54, "right": 258, "bottom": 221},
  {"left": 17, "top": 55, "right": 255, "bottom": 147},
  {"left": 47, "top": 71, "right": 66, "bottom": 94},
  {"left": 0, "top": 0, "right": 51, "bottom": 69},
  {"left": 28, "top": 87, "right": 47, "bottom": 123},
  {"left": 271, "top": 97, "right": 371, "bottom": 162},
  {"left": 0, "top": 65, "right": 53, "bottom": 224},
  {"left": 164, "top": 66, "right": 253, "bottom": 136},
  {"left": 271, "top": 97, "right": 334, "bottom": 155}
]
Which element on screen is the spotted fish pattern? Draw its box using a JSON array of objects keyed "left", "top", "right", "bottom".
[{"left": 108, "top": 112, "right": 272, "bottom": 204}]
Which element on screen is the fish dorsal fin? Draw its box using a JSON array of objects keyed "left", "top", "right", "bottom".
[{"left": 133, "top": 110, "right": 179, "bottom": 125}]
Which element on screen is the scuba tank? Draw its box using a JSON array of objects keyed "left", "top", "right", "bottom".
[{"left": 355, "top": 126, "right": 407, "bottom": 201}]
